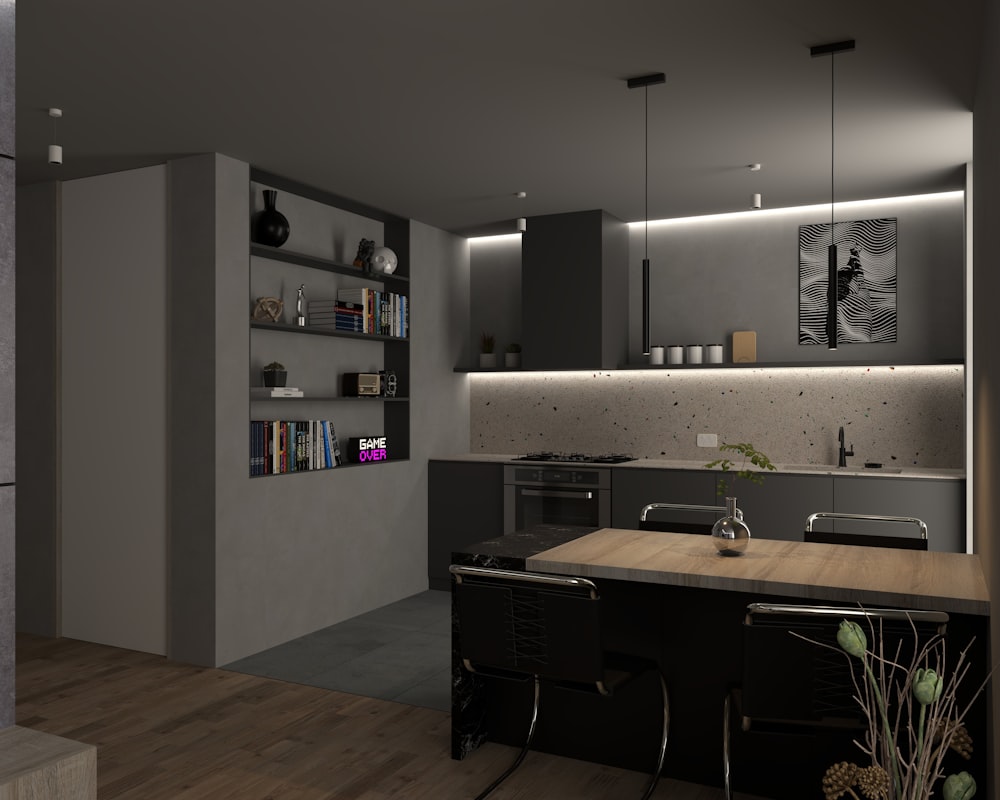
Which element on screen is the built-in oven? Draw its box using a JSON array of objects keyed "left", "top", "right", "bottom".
[{"left": 503, "top": 464, "right": 611, "bottom": 533}]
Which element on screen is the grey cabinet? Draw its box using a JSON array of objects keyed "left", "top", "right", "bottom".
[
  {"left": 611, "top": 468, "right": 717, "bottom": 531},
  {"left": 720, "top": 473, "right": 834, "bottom": 542},
  {"left": 428, "top": 460, "right": 505, "bottom": 589},
  {"left": 832, "top": 477, "right": 965, "bottom": 553},
  {"left": 522, "top": 209, "right": 628, "bottom": 369}
]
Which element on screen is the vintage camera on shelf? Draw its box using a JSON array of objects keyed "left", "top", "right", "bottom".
[
  {"left": 379, "top": 370, "right": 398, "bottom": 398},
  {"left": 342, "top": 372, "right": 381, "bottom": 397}
]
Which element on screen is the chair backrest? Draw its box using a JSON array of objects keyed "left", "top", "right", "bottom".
[
  {"left": 740, "top": 603, "right": 948, "bottom": 728},
  {"left": 639, "top": 502, "right": 733, "bottom": 534},
  {"left": 804, "top": 512, "right": 929, "bottom": 550},
  {"left": 450, "top": 565, "right": 606, "bottom": 688}
]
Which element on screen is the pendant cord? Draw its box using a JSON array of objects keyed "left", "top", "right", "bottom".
[
  {"left": 644, "top": 85, "right": 649, "bottom": 259},
  {"left": 830, "top": 52, "right": 835, "bottom": 239}
]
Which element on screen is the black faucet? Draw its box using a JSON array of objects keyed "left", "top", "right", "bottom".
[{"left": 838, "top": 426, "right": 854, "bottom": 467}]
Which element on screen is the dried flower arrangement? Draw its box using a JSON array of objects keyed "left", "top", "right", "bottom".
[{"left": 803, "top": 615, "right": 991, "bottom": 800}]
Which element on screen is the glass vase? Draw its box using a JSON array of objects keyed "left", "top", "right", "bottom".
[{"left": 712, "top": 496, "right": 751, "bottom": 556}]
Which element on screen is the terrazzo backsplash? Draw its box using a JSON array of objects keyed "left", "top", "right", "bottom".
[{"left": 469, "top": 365, "right": 964, "bottom": 469}]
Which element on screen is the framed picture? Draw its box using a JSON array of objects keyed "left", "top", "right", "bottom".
[{"left": 798, "top": 217, "right": 897, "bottom": 345}]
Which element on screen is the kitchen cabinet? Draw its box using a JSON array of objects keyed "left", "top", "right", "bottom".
[
  {"left": 610, "top": 468, "right": 717, "bottom": 531},
  {"left": 719, "top": 473, "right": 834, "bottom": 542},
  {"left": 427, "top": 460, "right": 505, "bottom": 590},
  {"left": 832, "top": 477, "right": 965, "bottom": 553}
]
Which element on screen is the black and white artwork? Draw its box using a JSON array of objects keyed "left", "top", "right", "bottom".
[{"left": 799, "top": 217, "right": 897, "bottom": 345}]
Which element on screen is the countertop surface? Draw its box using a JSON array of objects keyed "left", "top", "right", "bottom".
[
  {"left": 526, "top": 528, "right": 988, "bottom": 616},
  {"left": 432, "top": 453, "right": 964, "bottom": 479}
]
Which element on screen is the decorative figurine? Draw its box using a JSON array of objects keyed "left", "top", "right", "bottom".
[
  {"left": 370, "top": 246, "right": 398, "bottom": 275},
  {"left": 296, "top": 284, "right": 306, "bottom": 326},
  {"left": 353, "top": 238, "right": 375, "bottom": 272},
  {"left": 252, "top": 296, "right": 284, "bottom": 322}
]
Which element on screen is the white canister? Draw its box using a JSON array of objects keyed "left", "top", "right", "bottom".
[
  {"left": 667, "top": 345, "right": 684, "bottom": 364},
  {"left": 706, "top": 344, "right": 724, "bottom": 363},
  {"left": 686, "top": 344, "right": 704, "bottom": 364},
  {"left": 649, "top": 346, "right": 665, "bottom": 365}
]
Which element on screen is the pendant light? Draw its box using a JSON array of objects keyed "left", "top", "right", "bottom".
[
  {"left": 627, "top": 72, "right": 665, "bottom": 356},
  {"left": 810, "top": 40, "right": 855, "bottom": 350}
]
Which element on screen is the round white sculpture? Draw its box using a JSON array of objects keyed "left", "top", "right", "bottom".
[{"left": 370, "top": 246, "right": 398, "bottom": 275}]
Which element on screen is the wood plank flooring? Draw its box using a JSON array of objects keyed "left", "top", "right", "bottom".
[{"left": 15, "top": 633, "right": 745, "bottom": 799}]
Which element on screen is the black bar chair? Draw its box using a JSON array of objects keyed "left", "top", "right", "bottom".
[
  {"left": 804, "top": 511, "right": 929, "bottom": 550},
  {"left": 450, "top": 564, "right": 669, "bottom": 800},
  {"left": 639, "top": 501, "right": 736, "bottom": 534},
  {"left": 723, "top": 603, "right": 948, "bottom": 800}
]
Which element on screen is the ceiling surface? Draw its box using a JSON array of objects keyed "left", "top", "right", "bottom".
[{"left": 14, "top": 0, "right": 987, "bottom": 236}]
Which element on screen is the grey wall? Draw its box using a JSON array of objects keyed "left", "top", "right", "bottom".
[
  {"left": 0, "top": 0, "right": 14, "bottom": 729},
  {"left": 14, "top": 182, "right": 58, "bottom": 637},
  {"left": 59, "top": 167, "right": 168, "bottom": 654},
  {"left": 630, "top": 194, "right": 964, "bottom": 365},
  {"left": 168, "top": 154, "right": 470, "bottom": 666},
  {"left": 972, "top": 0, "right": 1000, "bottom": 780},
  {"left": 467, "top": 235, "right": 521, "bottom": 361}
]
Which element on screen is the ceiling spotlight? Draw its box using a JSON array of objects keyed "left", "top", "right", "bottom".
[
  {"left": 517, "top": 217, "right": 526, "bottom": 233},
  {"left": 515, "top": 191, "right": 526, "bottom": 199},
  {"left": 749, "top": 163, "right": 761, "bottom": 172},
  {"left": 48, "top": 108, "right": 63, "bottom": 165},
  {"left": 751, "top": 193, "right": 762, "bottom": 210}
]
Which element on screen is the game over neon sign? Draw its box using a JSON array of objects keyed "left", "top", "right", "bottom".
[{"left": 348, "top": 436, "right": 389, "bottom": 463}]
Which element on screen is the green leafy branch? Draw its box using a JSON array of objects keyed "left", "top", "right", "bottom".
[{"left": 703, "top": 441, "right": 775, "bottom": 496}]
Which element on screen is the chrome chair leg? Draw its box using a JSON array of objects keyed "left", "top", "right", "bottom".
[
  {"left": 474, "top": 675, "right": 541, "bottom": 800},
  {"left": 639, "top": 672, "right": 670, "bottom": 800},
  {"left": 722, "top": 692, "right": 733, "bottom": 800}
]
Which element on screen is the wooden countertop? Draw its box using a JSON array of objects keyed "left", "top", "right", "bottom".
[{"left": 526, "top": 528, "right": 989, "bottom": 616}]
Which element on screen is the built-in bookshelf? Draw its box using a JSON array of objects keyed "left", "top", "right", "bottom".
[{"left": 248, "top": 168, "right": 411, "bottom": 477}]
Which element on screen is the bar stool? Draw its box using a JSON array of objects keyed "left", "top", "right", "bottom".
[
  {"left": 723, "top": 603, "right": 948, "bottom": 800},
  {"left": 639, "top": 501, "right": 737, "bottom": 534},
  {"left": 450, "top": 564, "right": 669, "bottom": 800},
  {"left": 804, "top": 512, "right": 929, "bottom": 550}
]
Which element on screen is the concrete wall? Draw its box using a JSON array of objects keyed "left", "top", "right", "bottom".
[
  {"left": 972, "top": 0, "right": 1000, "bottom": 780},
  {"left": 59, "top": 167, "right": 168, "bottom": 654},
  {"left": 0, "top": 0, "right": 14, "bottom": 728}
]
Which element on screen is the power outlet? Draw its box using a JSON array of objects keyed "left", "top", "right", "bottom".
[{"left": 697, "top": 433, "right": 719, "bottom": 448}]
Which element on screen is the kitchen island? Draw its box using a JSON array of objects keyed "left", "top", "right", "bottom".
[{"left": 451, "top": 528, "right": 990, "bottom": 797}]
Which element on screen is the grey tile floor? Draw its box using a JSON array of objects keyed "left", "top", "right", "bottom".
[{"left": 222, "top": 589, "right": 452, "bottom": 712}]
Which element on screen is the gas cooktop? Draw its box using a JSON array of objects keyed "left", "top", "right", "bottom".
[{"left": 514, "top": 452, "right": 636, "bottom": 464}]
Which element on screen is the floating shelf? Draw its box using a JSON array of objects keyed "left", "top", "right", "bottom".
[{"left": 251, "top": 243, "right": 409, "bottom": 284}]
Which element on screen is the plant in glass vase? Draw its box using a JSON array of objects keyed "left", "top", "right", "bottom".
[
  {"left": 703, "top": 442, "right": 775, "bottom": 555},
  {"left": 806, "top": 615, "right": 992, "bottom": 800}
]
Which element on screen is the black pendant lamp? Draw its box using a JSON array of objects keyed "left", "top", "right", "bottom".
[
  {"left": 627, "top": 72, "right": 665, "bottom": 356},
  {"left": 811, "top": 40, "right": 855, "bottom": 350}
]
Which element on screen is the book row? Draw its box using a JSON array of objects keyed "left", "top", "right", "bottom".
[
  {"left": 250, "top": 419, "right": 343, "bottom": 476},
  {"left": 307, "top": 289, "right": 408, "bottom": 338}
]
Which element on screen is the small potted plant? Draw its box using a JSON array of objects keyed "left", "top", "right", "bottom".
[
  {"left": 261, "top": 361, "right": 287, "bottom": 388},
  {"left": 479, "top": 332, "right": 496, "bottom": 369},
  {"left": 504, "top": 342, "right": 522, "bottom": 369}
]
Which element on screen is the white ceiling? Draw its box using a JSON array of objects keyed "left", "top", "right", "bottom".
[{"left": 14, "top": 0, "right": 986, "bottom": 236}]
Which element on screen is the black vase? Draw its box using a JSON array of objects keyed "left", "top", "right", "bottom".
[{"left": 254, "top": 190, "right": 290, "bottom": 248}]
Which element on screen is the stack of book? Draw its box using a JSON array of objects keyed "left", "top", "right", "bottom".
[
  {"left": 249, "top": 419, "right": 344, "bottom": 476},
  {"left": 251, "top": 386, "right": 305, "bottom": 398},
  {"left": 306, "top": 289, "right": 408, "bottom": 337}
]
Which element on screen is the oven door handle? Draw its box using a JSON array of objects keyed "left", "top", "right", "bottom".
[{"left": 519, "top": 488, "right": 594, "bottom": 500}]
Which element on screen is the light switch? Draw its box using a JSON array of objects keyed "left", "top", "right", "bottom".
[{"left": 697, "top": 433, "right": 719, "bottom": 448}]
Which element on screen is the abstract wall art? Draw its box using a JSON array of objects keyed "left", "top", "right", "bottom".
[{"left": 799, "top": 217, "right": 897, "bottom": 345}]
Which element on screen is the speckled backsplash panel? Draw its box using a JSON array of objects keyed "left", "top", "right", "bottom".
[{"left": 469, "top": 365, "right": 964, "bottom": 468}]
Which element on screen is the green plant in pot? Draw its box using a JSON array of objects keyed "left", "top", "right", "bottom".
[
  {"left": 703, "top": 441, "right": 775, "bottom": 556},
  {"left": 261, "top": 361, "right": 287, "bottom": 388},
  {"left": 504, "top": 342, "right": 522, "bottom": 368},
  {"left": 479, "top": 332, "right": 497, "bottom": 369}
]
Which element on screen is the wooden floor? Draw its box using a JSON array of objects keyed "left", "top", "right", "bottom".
[{"left": 14, "top": 633, "right": 748, "bottom": 800}]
